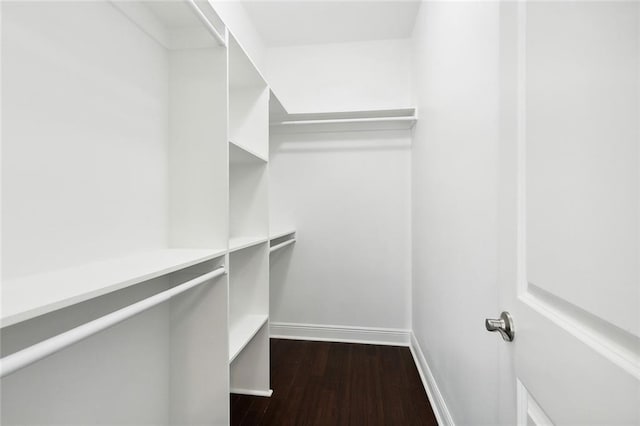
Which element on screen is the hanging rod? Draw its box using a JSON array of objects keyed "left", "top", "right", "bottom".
[
  {"left": 0, "top": 266, "right": 227, "bottom": 379},
  {"left": 186, "top": 0, "right": 226, "bottom": 47},
  {"left": 270, "top": 239, "right": 296, "bottom": 254}
]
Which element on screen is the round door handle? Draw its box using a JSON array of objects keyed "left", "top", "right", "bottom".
[{"left": 485, "top": 311, "right": 515, "bottom": 342}]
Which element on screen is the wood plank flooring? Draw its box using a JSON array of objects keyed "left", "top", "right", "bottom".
[{"left": 231, "top": 339, "right": 438, "bottom": 425}]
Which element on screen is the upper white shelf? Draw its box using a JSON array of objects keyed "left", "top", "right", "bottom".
[
  {"left": 111, "top": 0, "right": 226, "bottom": 50},
  {"left": 228, "top": 33, "right": 267, "bottom": 89},
  {"left": 1, "top": 248, "right": 226, "bottom": 328},
  {"left": 269, "top": 108, "right": 417, "bottom": 134}
]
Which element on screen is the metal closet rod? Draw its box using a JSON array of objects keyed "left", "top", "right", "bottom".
[
  {"left": 270, "top": 238, "right": 296, "bottom": 253},
  {"left": 0, "top": 266, "right": 227, "bottom": 379}
]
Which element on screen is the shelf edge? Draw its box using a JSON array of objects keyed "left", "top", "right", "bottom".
[
  {"left": 269, "top": 230, "right": 296, "bottom": 241},
  {"left": 1, "top": 248, "right": 227, "bottom": 328},
  {"left": 229, "top": 314, "right": 269, "bottom": 363},
  {"left": 229, "top": 140, "right": 268, "bottom": 163},
  {"left": 228, "top": 237, "right": 269, "bottom": 253}
]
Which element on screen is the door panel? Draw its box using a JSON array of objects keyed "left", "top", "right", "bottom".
[
  {"left": 515, "top": 306, "right": 639, "bottom": 424},
  {"left": 525, "top": 1, "right": 639, "bottom": 336},
  {"left": 499, "top": 2, "right": 640, "bottom": 425}
]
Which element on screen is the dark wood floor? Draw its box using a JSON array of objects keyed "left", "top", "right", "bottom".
[{"left": 231, "top": 339, "right": 438, "bottom": 425}]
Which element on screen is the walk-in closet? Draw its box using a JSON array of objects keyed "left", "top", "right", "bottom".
[{"left": 2, "top": 1, "right": 639, "bottom": 425}]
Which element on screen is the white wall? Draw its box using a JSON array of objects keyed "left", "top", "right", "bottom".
[
  {"left": 266, "top": 39, "right": 413, "bottom": 332},
  {"left": 2, "top": 1, "right": 169, "bottom": 280},
  {"left": 265, "top": 39, "right": 412, "bottom": 112},
  {"left": 269, "top": 130, "right": 412, "bottom": 331},
  {"left": 411, "top": 2, "right": 500, "bottom": 424}
]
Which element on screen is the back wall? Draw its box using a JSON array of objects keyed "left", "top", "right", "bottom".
[{"left": 266, "top": 39, "right": 413, "bottom": 336}]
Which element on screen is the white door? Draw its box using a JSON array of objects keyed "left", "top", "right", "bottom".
[{"left": 496, "top": 2, "right": 640, "bottom": 424}]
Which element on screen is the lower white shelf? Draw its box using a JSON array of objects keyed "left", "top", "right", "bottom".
[
  {"left": 229, "top": 314, "right": 269, "bottom": 363},
  {"left": 229, "top": 141, "right": 268, "bottom": 164},
  {"left": 1, "top": 248, "right": 226, "bottom": 328}
]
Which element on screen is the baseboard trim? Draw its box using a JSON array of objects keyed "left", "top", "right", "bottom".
[
  {"left": 410, "top": 332, "right": 455, "bottom": 426},
  {"left": 269, "top": 322, "right": 410, "bottom": 347},
  {"left": 230, "top": 388, "right": 273, "bottom": 398},
  {"left": 268, "top": 324, "right": 452, "bottom": 424}
]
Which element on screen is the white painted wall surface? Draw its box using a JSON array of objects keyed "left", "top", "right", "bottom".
[
  {"left": 266, "top": 39, "right": 413, "bottom": 332},
  {"left": 269, "top": 130, "right": 412, "bottom": 331},
  {"left": 411, "top": 2, "right": 501, "bottom": 424},
  {"left": 2, "top": 1, "right": 168, "bottom": 280},
  {"left": 265, "top": 39, "right": 412, "bottom": 112}
]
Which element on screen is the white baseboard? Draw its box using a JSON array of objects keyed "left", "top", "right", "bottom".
[
  {"left": 410, "top": 332, "right": 455, "bottom": 426},
  {"left": 269, "top": 322, "right": 410, "bottom": 347},
  {"left": 230, "top": 388, "right": 273, "bottom": 397}
]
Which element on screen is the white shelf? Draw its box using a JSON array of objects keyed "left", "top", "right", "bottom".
[
  {"left": 229, "top": 236, "right": 269, "bottom": 253},
  {"left": 229, "top": 141, "right": 268, "bottom": 164},
  {"left": 280, "top": 108, "right": 416, "bottom": 121},
  {"left": 111, "top": 0, "right": 225, "bottom": 50},
  {"left": 270, "top": 107, "right": 417, "bottom": 134},
  {"left": 1, "top": 248, "right": 226, "bottom": 328},
  {"left": 269, "top": 90, "right": 288, "bottom": 118},
  {"left": 229, "top": 314, "right": 268, "bottom": 363},
  {"left": 228, "top": 33, "right": 267, "bottom": 89},
  {"left": 270, "top": 230, "right": 296, "bottom": 241}
]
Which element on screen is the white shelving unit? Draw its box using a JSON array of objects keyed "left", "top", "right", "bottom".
[
  {"left": 229, "top": 35, "right": 270, "bottom": 159},
  {"left": 227, "top": 32, "right": 272, "bottom": 397},
  {"left": 229, "top": 314, "right": 269, "bottom": 363},
  {"left": 229, "top": 162, "right": 269, "bottom": 241},
  {"left": 270, "top": 107, "right": 417, "bottom": 133},
  {"left": 270, "top": 238, "right": 297, "bottom": 254},
  {"left": 2, "top": 1, "right": 230, "bottom": 424},
  {"left": 2, "top": 1, "right": 301, "bottom": 422},
  {"left": 1, "top": 249, "right": 226, "bottom": 328},
  {"left": 230, "top": 141, "right": 269, "bottom": 164},
  {"left": 230, "top": 236, "right": 270, "bottom": 253},
  {"left": 229, "top": 54, "right": 270, "bottom": 241},
  {"left": 269, "top": 230, "right": 297, "bottom": 254},
  {"left": 270, "top": 229, "right": 297, "bottom": 241}
]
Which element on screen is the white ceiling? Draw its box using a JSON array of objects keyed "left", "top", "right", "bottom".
[{"left": 242, "top": 1, "right": 421, "bottom": 47}]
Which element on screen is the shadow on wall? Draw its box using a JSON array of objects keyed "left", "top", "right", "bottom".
[{"left": 271, "top": 129, "right": 412, "bottom": 154}]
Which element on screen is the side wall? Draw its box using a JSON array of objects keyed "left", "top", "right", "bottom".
[{"left": 411, "top": 2, "right": 501, "bottom": 424}]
